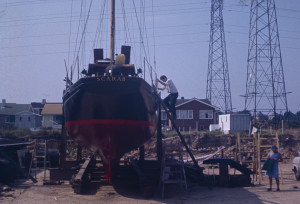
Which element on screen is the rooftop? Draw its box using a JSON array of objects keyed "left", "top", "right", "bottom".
[
  {"left": 41, "top": 103, "right": 63, "bottom": 115},
  {"left": 0, "top": 103, "right": 31, "bottom": 115},
  {"left": 176, "top": 98, "right": 212, "bottom": 107}
]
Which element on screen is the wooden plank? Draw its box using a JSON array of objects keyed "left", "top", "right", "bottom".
[{"left": 74, "top": 157, "right": 92, "bottom": 182}]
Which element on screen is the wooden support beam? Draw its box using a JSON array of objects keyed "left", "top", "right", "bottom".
[{"left": 72, "top": 157, "right": 94, "bottom": 194}]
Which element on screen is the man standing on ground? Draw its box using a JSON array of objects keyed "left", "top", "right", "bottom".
[{"left": 157, "top": 75, "right": 178, "bottom": 119}]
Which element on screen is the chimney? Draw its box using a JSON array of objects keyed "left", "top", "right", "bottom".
[
  {"left": 2, "top": 99, "right": 6, "bottom": 107},
  {"left": 121, "top": 45, "right": 131, "bottom": 64},
  {"left": 181, "top": 97, "right": 184, "bottom": 100},
  {"left": 94, "top": 49, "right": 104, "bottom": 63},
  {"left": 42, "top": 99, "right": 46, "bottom": 104}
]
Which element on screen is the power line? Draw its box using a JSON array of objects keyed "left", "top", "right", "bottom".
[{"left": 2, "top": 38, "right": 300, "bottom": 59}]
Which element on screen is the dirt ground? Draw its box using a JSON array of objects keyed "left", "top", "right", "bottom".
[{"left": 1, "top": 161, "right": 300, "bottom": 204}]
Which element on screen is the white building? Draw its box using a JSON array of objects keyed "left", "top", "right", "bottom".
[
  {"left": 15, "top": 111, "right": 42, "bottom": 129},
  {"left": 218, "top": 114, "right": 250, "bottom": 134},
  {"left": 41, "top": 103, "right": 63, "bottom": 129}
]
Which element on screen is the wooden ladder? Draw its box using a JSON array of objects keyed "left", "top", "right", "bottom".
[
  {"left": 236, "top": 133, "right": 258, "bottom": 184},
  {"left": 257, "top": 133, "right": 282, "bottom": 184},
  {"left": 161, "top": 141, "right": 187, "bottom": 198},
  {"left": 28, "top": 139, "right": 48, "bottom": 181},
  {"left": 155, "top": 92, "right": 200, "bottom": 170}
]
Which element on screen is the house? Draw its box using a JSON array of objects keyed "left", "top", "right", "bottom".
[
  {"left": 0, "top": 99, "right": 30, "bottom": 129},
  {"left": 41, "top": 103, "right": 63, "bottom": 129},
  {"left": 30, "top": 99, "right": 46, "bottom": 115},
  {"left": 161, "top": 97, "right": 219, "bottom": 131},
  {"left": 15, "top": 111, "right": 42, "bottom": 129},
  {"left": 218, "top": 114, "right": 250, "bottom": 134}
]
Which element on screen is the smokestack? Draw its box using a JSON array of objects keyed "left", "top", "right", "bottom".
[
  {"left": 121, "top": 46, "right": 131, "bottom": 64},
  {"left": 2, "top": 99, "right": 6, "bottom": 107},
  {"left": 94, "top": 49, "right": 104, "bottom": 63},
  {"left": 42, "top": 99, "right": 46, "bottom": 104}
]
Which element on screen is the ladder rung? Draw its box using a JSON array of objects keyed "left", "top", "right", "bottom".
[
  {"left": 36, "top": 156, "right": 46, "bottom": 158},
  {"left": 260, "top": 145, "right": 272, "bottom": 148},
  {"left": 163, "top": 180, "right": 186, "bottom": 184},
  {"left": 36, "top": 160, "right": 49, "bottom": 163},
  {"left": 31, "top": 168, "right": 46, "bottom": 171},
  {"left": 165, "top": 162, "right": 183, "bottom": 166},
  {"left": 167, "top": 170, "right": 182, "bottom": 174}
]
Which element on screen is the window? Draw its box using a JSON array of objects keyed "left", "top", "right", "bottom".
[
  {"left": 19, "top": 117, "right": 22, "bottom": 121},
  {"left": 54, "top": 115, "right": 62, "bottom": 125},
  {"left": 161, "top": 111, "right": 167, "bottom": 120},
  {"left": 199, "top": 110, "right": 213, "bottom": 119},
  {"left": 28, "top": 117, "right": 31, "bottom": 122},
  {"left": 176, "top": 110, "right": 193, "bottom": 119}
]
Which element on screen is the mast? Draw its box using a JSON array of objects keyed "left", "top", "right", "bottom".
[{"left": 110, "top": 0, "right": 115, "bottom": 63}]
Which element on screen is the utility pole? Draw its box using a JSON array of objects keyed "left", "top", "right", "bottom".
[
  {"left": 207, "top": 0, "right": 232, "bottom": 114},
  {"left": 244, "top": 0, "right": 288, "bottom": 128}
]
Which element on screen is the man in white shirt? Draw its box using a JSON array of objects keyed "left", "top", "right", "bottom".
[{"left": 157, "top": 75, "right": 178, "bottom": 118}]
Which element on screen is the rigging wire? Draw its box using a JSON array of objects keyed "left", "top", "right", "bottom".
[
  {"left": 121, "top": 0, "right": 138, "bottom": 65},
  {"left": 151, "top": 0, "right": 157, "bottom": 71},
  {"left": 70, "top": 0, "right": 94, "bottom": 80},
  {"left": 81, "top": 0, "right": 87, "bottom": 70},
  {"left": 88, "top": 0, "right": 107, "bottom": 63},
  {"left": 142, "top": 0, "right": 152, "bottom": 66},
  {"left": 139, "top": 0, "right": 142, "bottom": 67},
  {"left": 72, "top": 0, "right": 84, "bottom": 69},
  {"left": 67, "top": 0, "right": 74, "bottom": 68},
  {"left": 132, "top": 0, "right": 154, "bottom": 81}
]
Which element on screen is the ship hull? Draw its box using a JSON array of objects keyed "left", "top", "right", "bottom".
[{"left": 63, "top": 76, "right": 158, "bottom": 182}]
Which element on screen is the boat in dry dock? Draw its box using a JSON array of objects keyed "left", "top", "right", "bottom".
[{"left": 63, "top": 0, "right": 158, "bottom": 183}]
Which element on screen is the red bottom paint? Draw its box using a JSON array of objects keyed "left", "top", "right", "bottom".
[{"left": 66, "top": 119, "right": 156, "bottom": 183}]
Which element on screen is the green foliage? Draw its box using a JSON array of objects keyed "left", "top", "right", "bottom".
[
  {"left": 0, "top": 128, "right": 62, "bottom": 139},
  {"left": 0, "top": 129, "right": 32, "bottom": 138}
]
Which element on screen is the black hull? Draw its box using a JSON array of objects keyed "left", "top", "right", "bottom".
[{"left": 63, "top": 76, "right": 158, "bottom": 182}]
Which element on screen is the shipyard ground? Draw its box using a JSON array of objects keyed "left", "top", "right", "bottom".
[{"left": 1, "top": 161, "right": 299, "bottom": 204}]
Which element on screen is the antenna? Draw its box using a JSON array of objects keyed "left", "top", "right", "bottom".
[
  {"left": 206, "top": 0, "right": 232, "bottom": 113},
  {"left": 244, "top": 0, "right": 289, "bottom": 127}
]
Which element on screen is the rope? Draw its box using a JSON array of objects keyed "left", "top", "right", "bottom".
[
  {"left": 88, "top": 0, "right": 107, "bottom": 63},
  {"left": 71, "top": 0, "right": 94, "bottom": 80},
  {"left": 67, "top": 0, "right": 74, "bottom": 68}
]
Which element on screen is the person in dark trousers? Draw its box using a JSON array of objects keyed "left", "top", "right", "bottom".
[
  {"left": 157, "top": 75, "right": 178, "bottom": 118},
  {"left": 266, "top": 145, "right": 282, "bottom": 191}
]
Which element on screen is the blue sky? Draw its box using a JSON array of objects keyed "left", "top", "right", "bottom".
[{"left": 0, "top": 0, "right": 300, "bottom": 112}]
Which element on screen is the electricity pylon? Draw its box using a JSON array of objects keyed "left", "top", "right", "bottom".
[
  {"left": 206, "top": 0, "right": 232, "bottom": 114},
  {"left": 244, "top": 0, "right": 288, "bottom": 126}
]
